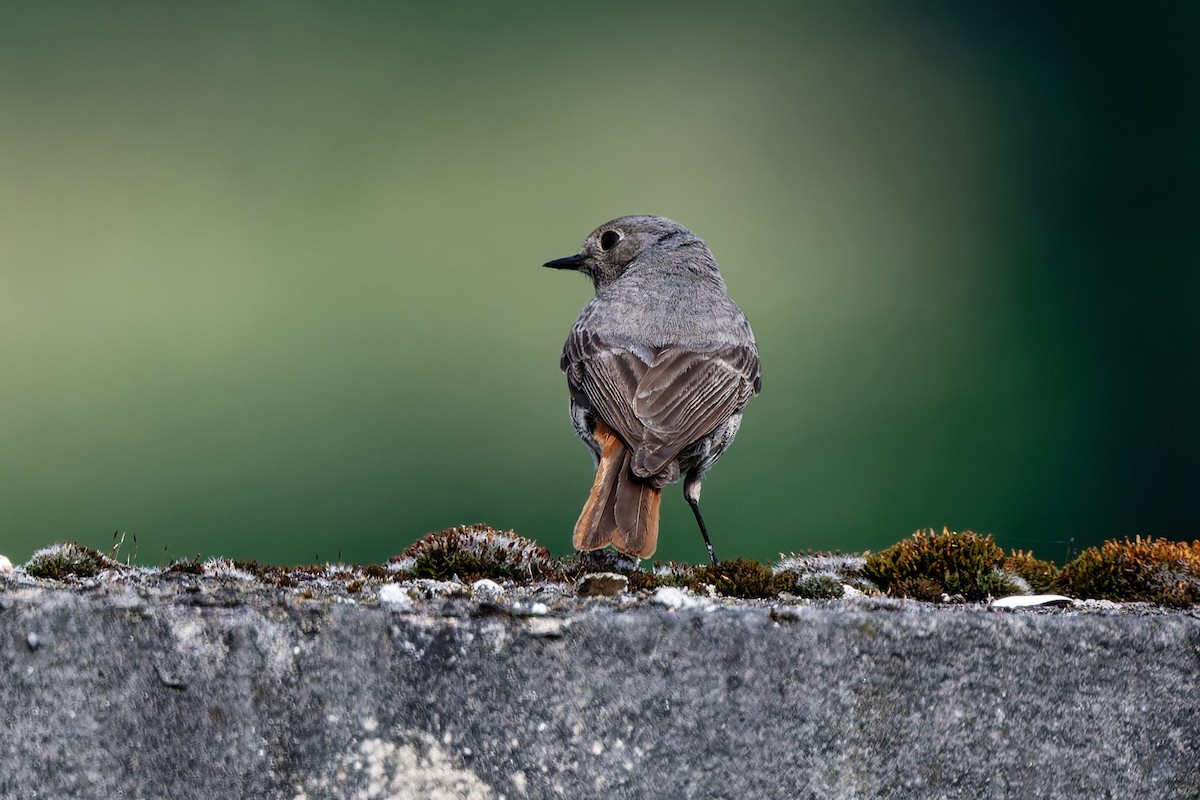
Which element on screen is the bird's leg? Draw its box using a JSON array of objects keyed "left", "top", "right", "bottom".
[{"left": 683, "top": 475, "right": 717, "bottom": 565}]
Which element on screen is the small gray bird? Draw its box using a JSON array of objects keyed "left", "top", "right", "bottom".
[{"left": 544, "top": 215, "right": 761, "bottom": 564}]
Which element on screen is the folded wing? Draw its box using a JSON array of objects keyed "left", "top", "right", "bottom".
[{"left": 563, "top": 329, "right": 760, "bottom": 482}]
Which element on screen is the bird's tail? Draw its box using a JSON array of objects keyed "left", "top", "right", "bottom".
[{"left": 573, "top": 420, "right": 661, "bottom": 559}]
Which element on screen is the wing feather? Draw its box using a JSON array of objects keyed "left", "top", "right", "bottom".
[
  {"left": 631, "top": 345, "right": 759, "bottom": 477},
  {"left": 563, "top": 328, "right": 760, "bottom": 482}
]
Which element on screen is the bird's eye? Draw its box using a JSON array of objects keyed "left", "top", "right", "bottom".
[{"left": 599, "top": 230, "right": 621, "bottom": 251}]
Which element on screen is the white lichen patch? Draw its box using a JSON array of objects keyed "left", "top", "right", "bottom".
[
  {"left": 410, "top": 579, "right": 470, "bottom": 599},
  {"left": 378, "top": 584, "right": 415, "bottom": 609},
  {"left": 471, "top": 579, "right": 505, "bottom": 604},
  {"left": 387, "top": 557, "right": 417, "bottom": 574},
  {"left": 773, "top": 552, "right": 867, "bottom": 576},
  {"left": 201, "top": 558, "right": 259, "bottom": 582},
  {"left": 294, "top": 733, "right": 498, "bottom": 800},
  {"left": 651, "top": 586, "right": 711, "bottom": 611}
]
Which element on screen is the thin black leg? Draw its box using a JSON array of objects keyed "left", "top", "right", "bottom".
[{"left": 686, "top": 496, "right": 718, "bottom": 565}]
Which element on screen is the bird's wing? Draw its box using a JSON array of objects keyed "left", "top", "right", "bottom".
[
  {"left": 562, "top": 328, "right": 653, "bottom": 449},
  {"left": 630, "top": 343, "right": 760, "bottom": 478}
]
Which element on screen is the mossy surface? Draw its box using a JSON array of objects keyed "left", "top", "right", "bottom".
[
  {"left": 774, "top": 551, "right": 870, "bottom": 597},
  {"left": 1004, "top": 550, "right": 1060, "bottom": 594},
  {"left": 24, "top": 543, "right": 116, "bottom": 581},
  {"left": 792, "top": 573, "right": 846, "bottom": 600},
  {"left": 689, "top": 558, "right": 797, "bottom": 599},
  {"left": 862, "top": 528, "right": 1022, "bottom": 602},
  {"left": 1055, "top": 537, "right": 1200, "bottom": 607},
  {"left": 166, "top": 557, "right": 204, "bottom": 575},
  {"left": 14, "top": 527, "right": 1199, "bottom": 607},
  {"left": 395, "top": 524, "right": 561, "bottom": 582}
]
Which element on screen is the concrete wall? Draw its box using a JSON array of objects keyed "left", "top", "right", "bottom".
[{"left": 1, "top": 578, "right": 1197, "bottom": 799}]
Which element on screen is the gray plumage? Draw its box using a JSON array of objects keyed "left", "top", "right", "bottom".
[{"left": 545, "top": 215, "right": 760, "bottom": 563}]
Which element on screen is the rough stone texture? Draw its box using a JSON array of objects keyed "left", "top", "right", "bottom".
[{"left": 1, "top": 577, "right": 1198, "bottom": 799}]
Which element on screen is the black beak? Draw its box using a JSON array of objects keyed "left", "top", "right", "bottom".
[{"left": 543, "top": 254, "right": 586, "bottom": 270}]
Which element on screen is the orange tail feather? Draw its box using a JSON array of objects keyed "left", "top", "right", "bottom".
[{"left": 573, "top": 420, "right": 662, "bottom": 559}]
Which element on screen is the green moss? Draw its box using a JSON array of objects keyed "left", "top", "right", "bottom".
[
  {"left": 1004, "top": 550, "right": 1059, "bottom": 594},
  {"left": 1056, "top": 536, "right": 1200, "bottom": 607},
  {"left": 398, "top": 524, "right": 562, "bottom": 582},
  {"left": 862, "top": 528, "right": 1022, "bottom": 602},
  {"left": 25, "top": 543, "right": 114, "bottom": 581},
  {"left": 690, "top": 558, "right": 795, "bottom": 599}
]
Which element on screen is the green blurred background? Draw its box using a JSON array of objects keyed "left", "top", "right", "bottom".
[{"left": 2, "top": 2, "right": 1197, "bottom": 567}]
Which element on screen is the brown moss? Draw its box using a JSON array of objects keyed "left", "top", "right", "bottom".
[
  {"left": 625, "top": 570, "right": 662, "bottom": 592},
  {"left": 862, "top": 528, "right": 1021, "bottom": 602},
  {"left": 361, "top": 563, "right": 391, "bottom": 580},
  {"left": 689, "top": 558, "right": 796, "bottom": 599},
  {"left": 1004, "top": 550, "right": 1059, "bottom": 594},
  {"left": 396, "top": 524, "right": 562, "bottom": 582},
  {"left": 232, "top": 560, "right": 297, "bottom": 588},
  {"left": 166, "top": 557, "right": 204, "bottom": 575},
  {"left": 893, "top": 576, "right": 945, "bottom": 602},
  {"left": 1055, "top": 536, "right": 1200, "bottom": 607},
  {"left": 25, "top": 543, "right": 115, "bottom": 581}
]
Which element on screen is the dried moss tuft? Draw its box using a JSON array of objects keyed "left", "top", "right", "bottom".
[
  {"left": 1055, "top": 536, "right": 1200, "bottom": 607},
  {"left": 862, "top": 528, "right": 1021, "bottom": 602},
  {"left": 25, "top": 543, "right": 115, "bottom": 581},
  {"left": 396, "top": 524, "right": 562, "bottom": 582}
]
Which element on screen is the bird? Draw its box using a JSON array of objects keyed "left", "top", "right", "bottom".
[{"left": 544, "top": 215, "right": 760, "bottom": 564}]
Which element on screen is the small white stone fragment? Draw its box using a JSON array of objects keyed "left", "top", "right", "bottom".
[
  {"left": 509, "top": 600, "right": 549, "bottom": 616},
  {"left": 841, "top": 583, "right": 864, "bottom": 598},
  {"left": 992, "top": 594, "right": 1073, "bottom": 609},
  {"left": 0, "top": 554, "right": 13, "bottom": 574},
  {"left": 471, "top": 578, "right": 505, "bottom": 604},
  {"left": 651, "top": 586, "right": 706, "bottom": 611},
  {"left": 377, "top": 583, "right": 414, "bottom": 609},
  {"left": 523, "top": 617, "right": 568, "bottom": 638}
]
